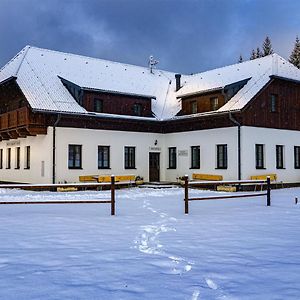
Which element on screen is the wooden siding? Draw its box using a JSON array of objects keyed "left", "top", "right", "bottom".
[
  {"left": 83, "top": 91, "right": 153, "bottom": 117},
  {"left": 241, "top": 78, "right": 300, "bottom": 130},
  {"left": 1, "top": 77, "right": 300, "bottom": 137},
  {"left": 0, "top": 80, "right": 47, "bottom": 140},
  {"left": 179, "top": 91, "right": 225, "bottom": 115}
]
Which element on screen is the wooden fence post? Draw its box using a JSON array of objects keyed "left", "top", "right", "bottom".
[
  {"left": 267, "top": 176, "right": 271, "bottom": 206},
  {"left": 184, "top": 175, "right": 189, "bottom": 214},
  {"left": 111, "top": 175, "right": 115, "bottom": 215}
]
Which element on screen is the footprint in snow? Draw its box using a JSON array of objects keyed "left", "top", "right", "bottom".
[{"left": 205, "top": 278, "right": 218, "bottom": 290}]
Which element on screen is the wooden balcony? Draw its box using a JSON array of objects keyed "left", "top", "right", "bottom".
[{"left": 0, "top": 107, "right": 47, "bottom": 140}]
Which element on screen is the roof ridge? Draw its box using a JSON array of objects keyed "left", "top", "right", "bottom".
[
  {"left": 190, "top": 53, "right": 278, "bottom": 78},
  {"left": 27, "top": 45, "right": 178, "bottom": 75},
  {"left": 0, "top": 45, "right": 30, "bottom": 74}
]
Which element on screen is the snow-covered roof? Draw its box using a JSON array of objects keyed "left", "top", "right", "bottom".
[
  {"left": 0, "top": 46, "right": 300, "bottom": 120},
  {"left": 177, "top": 53, "right": 300, "bottom": 113}
]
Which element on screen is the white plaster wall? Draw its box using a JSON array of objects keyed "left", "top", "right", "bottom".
[
  {"left": 0, "top": 128, "right": 53, "bottom": 183},
  {"left": 241, "top": 126, "right": 300, "bottom": 182},
  {"left": 163, "top": 127, "right": 239, "bottom": 181},
  {"left": 55, "top": 127, "right": 163, "bottom": 183}
]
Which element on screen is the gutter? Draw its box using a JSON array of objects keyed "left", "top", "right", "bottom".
[{"left": 52, "top": 114, "right": 61, "bottom": 184}]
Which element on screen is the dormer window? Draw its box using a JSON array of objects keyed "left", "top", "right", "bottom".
[
  {"left": 94, "top": 98, "right": 103, "bottom": 113},
  {"left": 133, "top": 103, "right": 142, "bottom": 116},
  {"left": 191, "top": 101, "right": 197, "bottom": 114},
  {"left": 210, "top": 97, "right": 219, "bottom": 111}
]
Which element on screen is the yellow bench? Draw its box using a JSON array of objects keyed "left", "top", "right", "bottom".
[
  {"left": 79, "top": 175, "right": 98, "bottom": 182},
  {"left": 192, "top": 173, "right": 223, "bottom": 181},
  {"left": 250, "top": 174, "right": 277, "bottom": 181},
  {"left": 80, "top": 175, "right": 136, "bottom": 183},
  {"left": 98, "top": 175, "right": 136, "bottom": 183}
]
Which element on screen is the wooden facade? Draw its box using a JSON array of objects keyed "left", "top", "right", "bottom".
[
  {"left": 0, "top": 79, "right": 47, "bottom": 140},
  {"left": 179, "top": 91, "right": 225, "bottom": 115},
  {"left": 83, "top": 91, "right": 153, "bottom": 117},
  {"left": 0, "top": 77, "right": 300, "bottom": 139}
]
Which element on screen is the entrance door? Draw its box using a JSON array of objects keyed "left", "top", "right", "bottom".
[{"left": 149, "top": 152, "right": 160, "bottom": 182}]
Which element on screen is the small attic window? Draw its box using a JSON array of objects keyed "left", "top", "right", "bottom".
[
  {"left": 132, "top": 103, "right": 142, "bottom": 116},
  {"left": 94, "top": 98, "right": 103, "bottom": 113}
]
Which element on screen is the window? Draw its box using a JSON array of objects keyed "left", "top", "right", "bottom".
[
  {"left": 25, "top": 146, "right": 30, "bottom": 169},
  {"left": 98, "top": 146, "right": 110, "bottom": 169},
  {"left": 270, "top": 94, "right": 277, "bottom": 112},
  {"left": 15, "top": 147, "right": 20, "bottom": 169},
  {"left": 210, "top": 97, "right": 219, "bottom": 111},
  {"left": 124, "top": 146, "right": 135, "bottom": 169},
  {"left": 191, "top": 101, "right": 197, "bottom": 114},
  {"left": 255, "top": 144, "right": 265, "bottom": 169},
  {"left": 216, "top": 144, "right": 227, "bottom": 169},
  {"left": 6, "top": 148, "right": 11, "bottom": 169},
  {"left": 191, "top": 146, "right": 200, "bottom": 169},
  {"left": 0, "top": 149, "right": 3, "bottom": 169},
  {"left": 94, "top": 98, "right": 103, "bottom": 113},
  {"left": 68, "top": 145, "right": 82, "bottom": 169},
  {"left": 294, "top": 146, "right": 300, "bottom": 169},
  {"left": 168, "top": 147, "right": 177, "bottom": 169},
  {"left": 132, "top": 103, "right": 142, "bottom": 116},
  {"left": 276, "top": 145, "right": 284, "bottom": 169}
]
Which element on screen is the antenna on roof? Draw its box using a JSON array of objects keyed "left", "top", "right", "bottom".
[{"left": 148, "top": 55, "right": 159, "bottom": 74}]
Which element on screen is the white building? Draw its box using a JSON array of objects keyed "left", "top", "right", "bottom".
[{"left": 0, "top": 46, "right": 300, "bottom": 184}]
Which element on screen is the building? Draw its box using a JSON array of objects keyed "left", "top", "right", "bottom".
[{"left": 0, "top": 46, "right": 300, "bottom": 184}]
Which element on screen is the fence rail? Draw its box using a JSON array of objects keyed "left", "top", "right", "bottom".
[
  {"left": 184, "top": 176, "right": 271, "bottom": 214},
  {"left": 0, "top": 176, "right": 116, "bottom": 215}
]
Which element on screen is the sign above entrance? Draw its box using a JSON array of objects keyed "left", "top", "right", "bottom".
[{"left": 149, "top": 147, "right": 161, "bottom": 152}]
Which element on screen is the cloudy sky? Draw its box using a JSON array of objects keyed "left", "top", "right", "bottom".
[{"left": 0, "top": 0, "right": 300, "bottom": 74}]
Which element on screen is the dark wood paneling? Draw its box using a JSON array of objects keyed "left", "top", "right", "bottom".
[
  {"left": 241, "top": 78, "right": 300, "bottom": 130},
  {"left": 179, "top": 92, "right": 225, "bottom": 115},
  {"left": 83, "top": 91, "right": 153, "bottom": 117}
]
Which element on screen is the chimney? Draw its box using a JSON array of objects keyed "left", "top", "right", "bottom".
[{"left": 175, "top": 74, "right": 181, "bottom": 91}]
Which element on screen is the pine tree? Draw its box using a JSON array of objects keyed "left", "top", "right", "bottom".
[
  {"left": 250, "top": 49, "right": 257, "bottom": 60},
  {"left": 262, "top": 36, "right": 273, "bottom": 56},
  {"left": 238, "top": 54, "right": 243, "bottom": 63},
  {"left": 256, "top": 47, "right": 262, "bottom": 58},
  {"left": 289, "top": 36, "right": 300, "bottom": 69}
]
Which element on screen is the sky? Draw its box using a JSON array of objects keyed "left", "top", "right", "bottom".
[{"left": 0, "top": 0, "right": 300, "bottom": 74}]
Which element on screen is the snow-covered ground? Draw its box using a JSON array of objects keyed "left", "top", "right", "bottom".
[{"left": 0, "top": 187, "right": 299, "bottom": 300}]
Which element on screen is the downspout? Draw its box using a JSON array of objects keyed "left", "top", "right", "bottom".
[
  {"left": 229, "top": 112, "right": 241, "bottom": 181},
  {"left": 52, "top": 114, "right": 61, "bottom": 184}
]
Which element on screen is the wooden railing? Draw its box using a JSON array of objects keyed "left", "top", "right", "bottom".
[
  {"left": 0, "top": 107, "right": 45, "bottom": 131},
  {"left": 183, "top": 176, "right": 271, "bottom": 214},
  {"left": 0, "top": 176, "right": 117, "bottom": 216}
]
